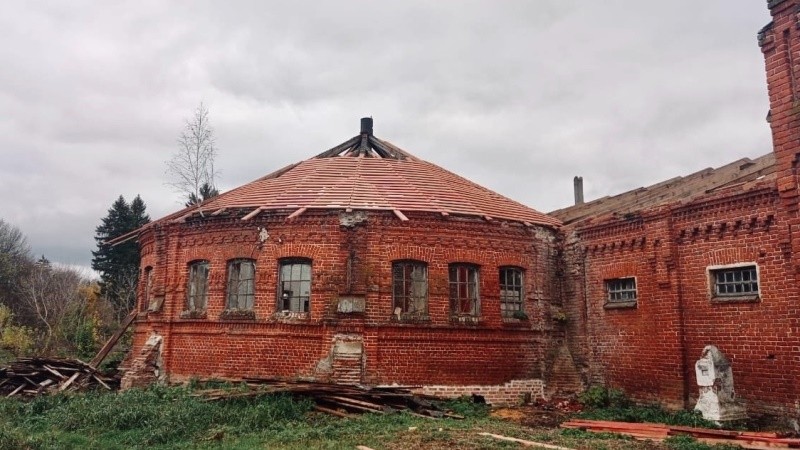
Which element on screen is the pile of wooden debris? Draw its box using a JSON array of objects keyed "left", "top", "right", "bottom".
[
  {"left": 0, "top": 357, "right": 117, "bottom": 398},
  {"left": 194, "top": 379, "right": 463, "bottom": 419},
  {"left": 562, "top": 419, "right": 800, "bottom": 450}
]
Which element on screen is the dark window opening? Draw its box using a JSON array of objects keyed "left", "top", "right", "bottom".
[
  {"left": 187, "top": 261, "right": 210, "bottom": 311},
  {"left": 500, "top": 267, "right": 524, "bottom": 318},
  {"left": 606, "top": 277, "right": 637, "bottom": 303},
  {"left": 449, "top": 264, "right": 479, "bottom": 316},
  {"left": 278, "top": 259, "right": 311, "bottom": 313},
  {"left": 712, "top": 266, "right": 758, "bottom": 297},
  {"left": 226, "top": 259, "right": 255, "bottom": 310},
  {"left": 392, "top": 261, "right": 428, "bottom": 316}
]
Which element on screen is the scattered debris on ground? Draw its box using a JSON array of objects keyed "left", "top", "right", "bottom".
[
  {"left": 562, "top": 418, "right": 800, "bottom": 449},
  {"left": 0, "top": 357, "right": 118, "bottom": 397},
  {"left": 479, "top": 432, "right": 576, "bottom": 449},
  {"left": 193, "top": 379, "right": 464, "bottom": 419},
  {"left": 491, "top": 396, "right": 583, "bottom": 428}
]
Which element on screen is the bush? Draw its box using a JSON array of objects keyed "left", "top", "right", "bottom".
[{"left": 578, "top": 386, "right": 630, "bottom": 409}]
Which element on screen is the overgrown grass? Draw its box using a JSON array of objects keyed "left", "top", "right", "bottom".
[{"left": 576, "top": 386, "right": 718, "bottom": 428}]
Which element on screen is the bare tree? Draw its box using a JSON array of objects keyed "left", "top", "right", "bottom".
[
  {"left": 0, "top": 219, "right": 34, "bottom": 315},
  {"left": 166, "top": 102, "right": 219, "bottom": 205},
  {"left": 17, "top": 264, "right": 83, "bottom": 351}
]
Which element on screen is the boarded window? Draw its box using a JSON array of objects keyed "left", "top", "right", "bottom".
[
  {"left": 226, "top": 259, "right": 255, "bottom": 310},
  {"left": 392, "top": 261, "right": 428, "bottom": 316},
  {"left": 606, "top": 277, "right": 637, "bottom": 303},
  {"left": 711, "top": 265, "right": 758, "bottom": 297},
  {"left": 142, "top": 266, "right": 153, "bottom": 312},
  {"left": 499, "top": 267, "right": 524, "bottom": 317},
  {"left": 187, "top": 261, "right": 210, "bottom": 311},
  {"left": 278, "top": 259, "right": 311, "bottom": 312},
  {"left": 449, "top": 264, "right": 479, "bottom": 316}
]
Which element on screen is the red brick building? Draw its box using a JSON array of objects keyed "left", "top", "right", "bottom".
[
  {"left": 550, "top": 0, "right": 800, "bottom": 416},
  {"left": 120, "top": 118, "right": 569, "bottom": 404},
  {"left": 121, "top": 0, "right": 800, "bottom": 414}
]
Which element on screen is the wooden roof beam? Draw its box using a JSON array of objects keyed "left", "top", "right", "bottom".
[
  {"left": 393, "top": 209, "right": 409, "bottom": 221},
  {"left": 241, "top": 207, "right": 266, "bottom": 221},
  {"left": 286, "top": 207, "right": 308, "bottom": 220}
]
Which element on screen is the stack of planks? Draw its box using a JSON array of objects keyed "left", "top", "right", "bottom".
[
  {"left": 0, "top": 357, "right": 117, "bottom": 398},
  {"left": 562, "top": 419, "right": 800, "bottom": 450},
  {"left": 195, "top": 379, "right": 464, "bottom": 419}
]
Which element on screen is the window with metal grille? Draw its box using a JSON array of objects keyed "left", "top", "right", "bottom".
[
  {"left": 606, "top": 277, "right": 637, "bottom": 302},
  {"left": 392, "top": 261, "right": 428, "bottom": 316},
  {"left": 278, "top": 259, "right": 311, "bottom": 312},
  {"left": 226, "top": 259, "right": 255, "bottom": 310},
  {"left": 711, "top": 265, "right": 758, "bottom": 297},
  {"left": 186, "top": 261, "right": 209, "bottom": 311},
  {"left": 142, "top": 266, "right": 153, "bottom": 312},
  {"left": 449, "top": 264, "right": 479, "bottom": 316},
  {"left": 499, "top": 267, "right": 524, "bottom": 318}
]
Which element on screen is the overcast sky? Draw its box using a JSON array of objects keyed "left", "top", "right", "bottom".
[{"left": 0, "top": 1, "right": 774, "bottom": 270}]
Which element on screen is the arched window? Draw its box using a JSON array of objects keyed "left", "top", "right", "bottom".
[
  {"left": 186, "top": 260, "right": 210, "bottom": 312},
  {"left": 392, "top": 260, "right": 428, "bottom": 316},
  {"left": 226, "top": 259, "right": 256, "bottom": 310},
  {"left": 499, "top": 267, "right": 524, "bottom": 318},
  {"left": 278, "top": 259, "right": 311, "bottom": 313},
  {"left": 449, "top": 263, "right": 480, "bottom": 316}
]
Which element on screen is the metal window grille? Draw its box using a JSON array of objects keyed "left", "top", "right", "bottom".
[
  {"left": 392, "top": 261, "right": 428, "bottom": 315},
  {"left": 499, "top": 267, "right": 524, "bottom": 317},
  {"left": 449, "top": 264, "right": 479, "bottom": 316},
  {"left": 187, "top": 261, "right": 210, "bottom": 311},
  {"left": 279, "top": 260, "right": 311, "bottom": 312},
  {"left": 226, "top": 259, "right": 255, "bottom": 310},
  {"left": 606, "top": 278, "right": 637, "bottom": 302},
  {"left": 713, "top": 266, "right": 758, "bottom": 296}
]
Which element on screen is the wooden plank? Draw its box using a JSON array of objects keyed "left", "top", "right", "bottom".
[
  {"left": 313, "top": 405, "right": 355, "bottom": 418},
  {"left": 241, "top": 207, "right": 265, "bottom": 221},
  {"left": 59, "top": 372, "right": 81, "bottom": 392},
  {"left": 43, "top": 365, "right": 67, "bottom": 380},
  {"left": 286, "top": 207, "right": 307, "bottom": 220},
  {"left": 90, "top": 310, "right": 137, "bottom": 368},
  {"left": 392, "top": 209, "right": 409, "bottom": 221},
  {"left": 7, "top": 384, "right": 24, "bottom": 397},
  {"left": 92, "top": 375, "right": 111, "bottom": 390},
  {"left": 478, "top": 432, "right": 577, "bottom": 450}
]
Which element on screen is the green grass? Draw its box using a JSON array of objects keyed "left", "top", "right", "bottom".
[{"left": 0, "top": 386, "right": 723, "bottom": 449}]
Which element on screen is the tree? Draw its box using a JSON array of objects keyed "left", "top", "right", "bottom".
[
  {"left": 17, "top": 264, "right": 83, "bottom": 350},
  {"left": 91, "top": 195, "right": 150, "bottom": 319},
  {"left": 167, "top": 102, "right": 219, "bottom": 206},
  {"left": 0, "top": 219, "right": 34, "bottom": 316},
  {"left": 185, "top": 182, "right": 219, "bottom": 207}
]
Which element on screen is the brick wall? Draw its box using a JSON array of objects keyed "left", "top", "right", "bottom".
[
  {"left": 128, "top": 210, "right": 564, "bottom": 389},
  {"left": 562, "top": 186, "right": 800, "bottom": 414}
]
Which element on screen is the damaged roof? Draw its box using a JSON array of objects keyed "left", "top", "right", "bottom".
[
  {"left": 550, "top": 153, "right": 776, "bottom": 226},
  {"left": 111, "top": 119, "right": 559, "bottom": 244},
  {"left": 194, "top": 118, "right": 559, "bottom": 227}
]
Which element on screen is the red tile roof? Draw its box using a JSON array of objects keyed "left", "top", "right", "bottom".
[
  {"left": 108, "top": 120, "right": 560, "bottom": 245},
  {"left": 196, "top": 131, "right": 560, "bottom": 227}
]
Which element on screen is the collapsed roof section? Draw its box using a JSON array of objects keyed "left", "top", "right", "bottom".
[{"left": 551, "top": 153, "right": 776, "bottom": 226}]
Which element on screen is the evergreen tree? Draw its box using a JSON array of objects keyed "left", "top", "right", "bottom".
[
  {"left": 185, "top": 182, "right": 219, "bottom": 206},
  {"left": 91, "top": 195, "right": 150, "bottom": 318}
]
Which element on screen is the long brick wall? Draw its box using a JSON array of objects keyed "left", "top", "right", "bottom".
[{"left": 125, "top": 210, "right": 564, "bottom": 396}]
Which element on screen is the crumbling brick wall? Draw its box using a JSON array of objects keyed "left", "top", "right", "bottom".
[{"left": 129, "top": 210, "right": 564, "bottom": 390}]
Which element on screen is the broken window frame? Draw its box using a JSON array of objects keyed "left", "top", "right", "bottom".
[
  {"left": 449, "top": 263, "right": 480, "bottom": 317},
  {"left": 499, "top": 266, "right": 524, "bottom": 318},
  {"left": 186, "top": 260, "right": 210, "bottom": 312},
  {"left": 226, "top": 259, "right": 256, "bottom": 311},
  {"left": 142, "top": 266, "right": 153, "bottom": 312},
  {"left": 605, "top": 277, "right": 637, "bottom": 304},
  {"left": 278, "top": 258, "right": 312, "bottom": 313},
  {"left": 709, "top": 264, "right": 759, "bottom": 299},
  {"left": 392, "top": 260, "right": 428, "bottom": 317}
]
